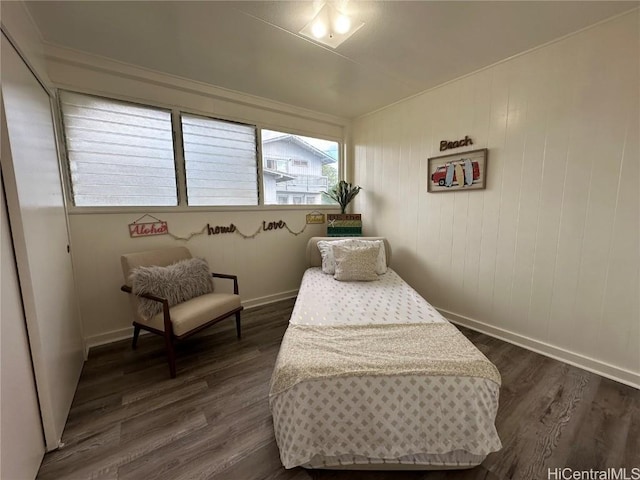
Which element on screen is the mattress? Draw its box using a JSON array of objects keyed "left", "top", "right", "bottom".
[
  {"left": 269, "top": 267, "right": 502, "bottom": 470},
  {"left": 289, "top": 267, "right": 445, "bottom": 327}
]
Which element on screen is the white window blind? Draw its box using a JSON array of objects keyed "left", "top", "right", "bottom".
[
  {"left": 181, "top": 114, "right": 258, "bottom": 206},
  {"left": 59, "top": 91, "right": 177, "bottom": 207}
]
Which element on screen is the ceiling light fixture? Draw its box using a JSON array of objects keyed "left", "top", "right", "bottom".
[
  {"left": 333, "top": 14, "right": 351, "bottom": 35},
  {"left": 311, "top": 20, "right": 328, "bottom": 39},
  {"left": 299, "top": 2, "right": 364, "bottom": 49}
]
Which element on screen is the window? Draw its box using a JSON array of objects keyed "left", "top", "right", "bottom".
[
  {"left": 59, "top": 91, "right": 177, "bottom": 206},
  {"left": 181, "top": 114, "right": 258, "bottom": 206},
  {"left": 261, "top": 130, "right": 339, "bottom": 206},
  {"left": 59, "top": 92, "right": 342, "bottom": 209}
]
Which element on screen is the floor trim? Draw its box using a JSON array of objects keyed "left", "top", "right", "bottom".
[
  {"left": 438, "top": 307, "right": 640, "bottom": 390},
  {"left": 241, "top": 289, "right": 298, "bottom": 309}
]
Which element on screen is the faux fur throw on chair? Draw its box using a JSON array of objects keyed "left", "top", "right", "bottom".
[{"left": 131, "top": 257, "right": 214, "bottom": 319}]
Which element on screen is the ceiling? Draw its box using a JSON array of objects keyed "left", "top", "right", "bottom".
[{"left": 25, "top": 1, "right": 637, "bottom": 119}]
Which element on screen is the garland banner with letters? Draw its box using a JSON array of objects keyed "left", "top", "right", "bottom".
[{"left": 128, "top": 213, "right": 330, "bottom": 241}]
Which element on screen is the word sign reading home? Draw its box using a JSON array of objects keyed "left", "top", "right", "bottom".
[
  {"left": 207, "top": 223, "right": 236, "bottom": 235},
  {"left": 440, "top": 135, "right": 473, "bottom": 152},
  {"left": 129, "top": 221, "right": 169, "bottom": 238}
]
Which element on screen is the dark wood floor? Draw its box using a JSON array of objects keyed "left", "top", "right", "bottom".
[{"left": 37, "top": 299, "right": 639, "bottom": 480}]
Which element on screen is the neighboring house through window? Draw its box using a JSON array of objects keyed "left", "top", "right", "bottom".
[{"left": 261, "top": 130, "right": 338, "bottom": 205}]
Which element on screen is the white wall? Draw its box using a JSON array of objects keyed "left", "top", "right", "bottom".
[
  {"left": 43, "top": 48, "right": 345, "bottom": 347},
  {"left": 352, "top": 11, "right": 639, "bottom": 387},
  {"left": 71, "top": 211, "right": 330, "bottom": 346},
  {"left": 44, "top": 44, "right": 347, "bottom": 140}
]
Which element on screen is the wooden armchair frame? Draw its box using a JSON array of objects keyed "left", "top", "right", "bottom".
[{"left": 121, "top": 272, "right": 243, "bottom": 378}]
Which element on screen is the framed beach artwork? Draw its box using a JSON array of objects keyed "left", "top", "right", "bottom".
[{"left": 427, "top": 148, "right": 488, "bottom": 193}]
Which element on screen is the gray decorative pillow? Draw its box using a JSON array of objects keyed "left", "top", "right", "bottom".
[
  {"left": 333, "top": 244, "right": 380, "bottom": 282},
  {"left": 131, "top": 257, "right": 214, "bottom": 319}
]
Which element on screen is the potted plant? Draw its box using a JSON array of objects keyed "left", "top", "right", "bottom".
[
  {"left": 322, "top": 181, "right": 363, "bottom": 236},
  {"left": 323, "top": 180, "right": 362, "bottom": 214}
]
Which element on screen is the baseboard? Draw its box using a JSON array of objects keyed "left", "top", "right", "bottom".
[
  {"left": 84, "top": 326, "right": 141, "bottom": 351},
  {"left": 242, "top": 289, "right": 298, "bottom": 310},
  {"left": 438, "top": 307, "right": 640, "bottom": 390},
  {"left": 84, "top": 290, "right": 299, "bottom": 351}
]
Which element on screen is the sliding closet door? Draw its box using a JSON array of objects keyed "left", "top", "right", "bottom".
[
  {"left": 1, "top": 170, "right": 45, "bottom": 479},
  {"left": 1, "top": 33, "right": 84, "bottom": 451}
]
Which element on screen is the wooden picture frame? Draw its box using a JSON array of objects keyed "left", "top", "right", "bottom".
[{"left": 427, "top": 148, "right": 488, "bottom": 193}]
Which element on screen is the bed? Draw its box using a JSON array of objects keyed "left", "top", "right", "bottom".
[{"left": 269, "top": 237, "right": 501, "bottom": 470}]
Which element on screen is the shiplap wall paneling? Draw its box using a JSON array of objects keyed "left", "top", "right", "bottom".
[{"left": 352, "top": 11, "right": 639, "bottom": 386}]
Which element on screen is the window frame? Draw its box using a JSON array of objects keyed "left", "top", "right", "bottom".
[{"left": 56, "top": 89, "right": 344, "bottom": 214}]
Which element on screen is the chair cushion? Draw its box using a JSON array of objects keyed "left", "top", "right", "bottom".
[
  {"left": 146, "top": 292, "right": 241, "bottom": 336},
  {"left": 131, "top": 257, "right": 214, "bottom": 319}
]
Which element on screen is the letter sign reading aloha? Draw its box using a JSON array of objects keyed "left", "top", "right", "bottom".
[
  {"left": 440, "top": 135, "right": 473, "bottom": 152},
  {"left": 129, "top": 221, "right": 169, "bottom": 238}
]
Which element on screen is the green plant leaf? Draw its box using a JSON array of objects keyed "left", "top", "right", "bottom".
[{"left": 322, "top": 180, "right": 362, "bottom": 214}]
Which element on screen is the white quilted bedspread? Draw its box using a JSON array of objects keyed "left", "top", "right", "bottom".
[
  {"left": 270, "top": 268, "right": 502, "bottom": 469},
  {"left": 290, "top": 267, "right": 445, "bottom": 326}
]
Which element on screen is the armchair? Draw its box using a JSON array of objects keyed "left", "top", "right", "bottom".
[{"left": 120, "top": 246, "right": 243, "bottom": 378}]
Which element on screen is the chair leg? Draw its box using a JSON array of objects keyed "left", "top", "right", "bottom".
[
  {"left": 164, "top": 335, "right": 177, "bottom": 378},
  {"left": 235, "top": 311, "right": 242, "bottom": 339},
  {"left": 132, "top": 325, "right": 141, "bottom": 350}
]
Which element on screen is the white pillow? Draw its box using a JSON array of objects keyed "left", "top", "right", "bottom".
[
  {"left": 333, "top": 244, "right": 380, "bottom": 282},
  {"left": 317, "top": 240, "right": 340, "bottom": 274},
  {"left": 317, "top": 239, "right": 387, "bottom": 275}
]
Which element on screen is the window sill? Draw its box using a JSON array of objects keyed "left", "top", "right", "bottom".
[{"left": 66, "top": 204, "right": 341, "bottom": 215}]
